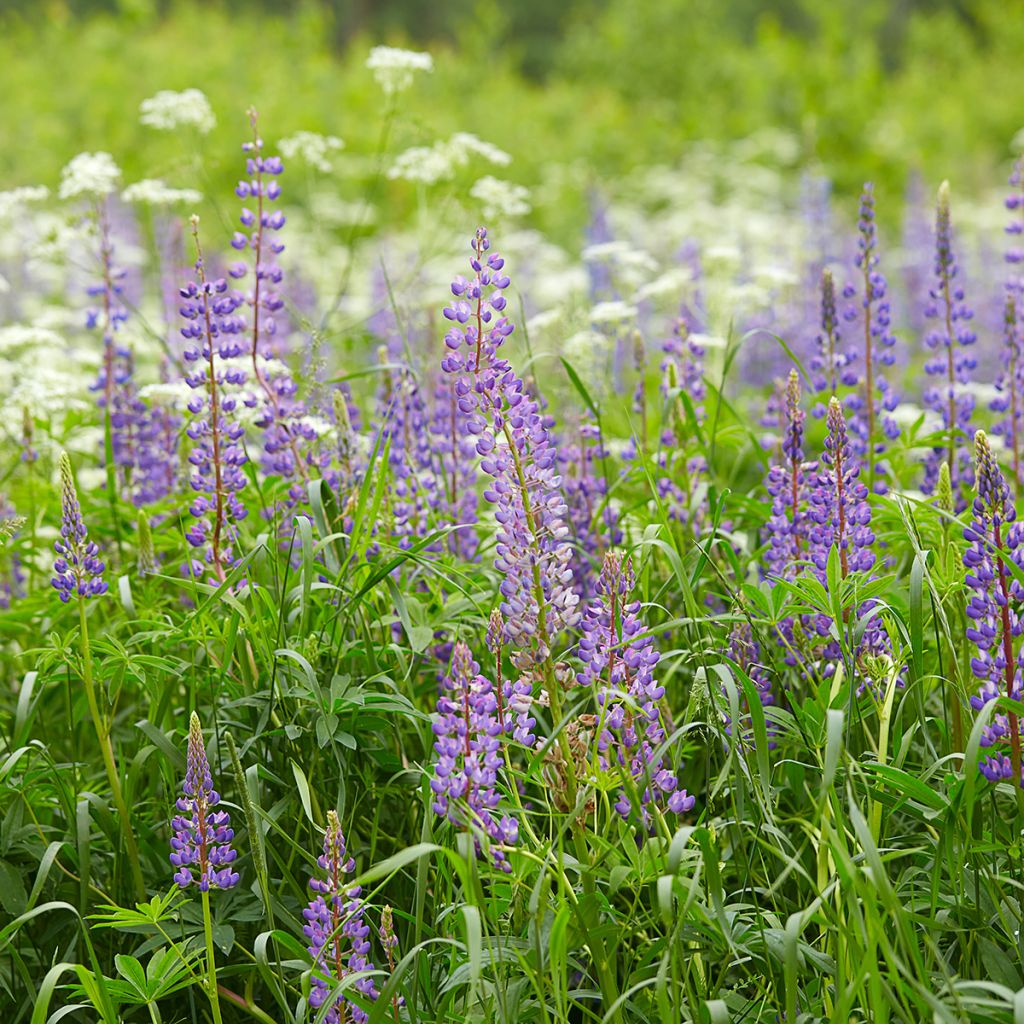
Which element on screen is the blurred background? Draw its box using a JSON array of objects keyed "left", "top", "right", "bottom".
[{"left": 1, "top": 0, "right": 1022, "bottom": 224}]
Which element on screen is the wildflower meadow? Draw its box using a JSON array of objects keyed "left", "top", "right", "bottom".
[{"left": 6, "top": 3, "right": 1024, "bottom": 1022}]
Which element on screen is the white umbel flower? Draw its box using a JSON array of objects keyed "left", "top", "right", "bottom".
[
  {"left": 58, "top": 153, "right": 121, "bottom": 200},
  {"left": 366, "top": 46, "right": 434, "bottom": 96},
  {"left": 139, "top": 88, "right": 216, "bottom": 134},
  {"left": 0, "top": 186, "right": 49, "bottom": 220},
  {"left": 388, "top": 133, "right": 512, "bottom": 185},
  {"left": 590, "top": 300, "right": 638, "bottom": 325},
  {"left": 279, "top": 131, "right": 344, "bottom": 173},
  {"left": 122, "top": 179, "right": 202, "bottom": 206},
  {"left": 469, "top": 176, "right": 531, "bottom": 219}
]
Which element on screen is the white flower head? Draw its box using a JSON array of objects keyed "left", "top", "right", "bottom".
[
  {"left": 279, "top": 131, "right": 344, "bottom": 173},
  {"left": 139, "top": 88, "right": 216, "bottom": 134},
  {"left": 59, "top": 153, "right": 121, "bottom": 201},
  {"left": 449, "top": 133, "right": 512, "bottom": 168},
  {"left": 590, "top": 300, "right": 638, "bottom": 325},
  {"left": 122, "top": 179, "right": 203, "bottom": 207},
  {"left": 366, "top": 46, "right": 434, "bottom": 96},
  {"left": 0, "top": 186, "right": 49, "bottom": 220},
  {"left": 469, "top": 176, "right": 531, "bottom": 219},
  {"left": 388, "top": 133, "right": 512, "bottom": 186}
]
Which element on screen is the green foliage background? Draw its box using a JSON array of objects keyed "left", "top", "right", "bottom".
[{"left": 1, "top": 0, "right": 1022, "bottom": 213}]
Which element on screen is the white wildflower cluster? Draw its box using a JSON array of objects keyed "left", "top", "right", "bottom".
[
  {"left": 139, "top": 88, "right": 216, "bottom": 134},
  {"left": 469, "top": 176, "right": 531, "bottom": 219},
  {"left": 590, "top": 300, "right": 638, "bottom": 325},
  {"left": 58, "top": 153, "right": 121, "bottom": 200},
  {"left": 279, "top": 132, "right": 345, "bottom": 173},
  {"left": 388, "top": 133, "right": 512, "bottom": 186},
  {"left": 122, "top": 179, "right": 202, "bottom": 207},
  {"left": 365, "top": 46, "right": 434, "bottom": 96},
  {"left": 0, "top": 325, "right": 65, "bottom": 355},
  {"left": 0, "top": 186, "right": 49, "bottom": 220}
]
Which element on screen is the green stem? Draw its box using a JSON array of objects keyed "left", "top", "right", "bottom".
[
  {"left": 202, "top": 888, "right": 225, "bottom": 1024},
  {"left": 77, "top": 597, "right": 145, "bottom": 902}
]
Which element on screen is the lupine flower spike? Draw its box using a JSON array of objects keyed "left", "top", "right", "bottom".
[
  {"left": 844, "top": 183, "right": 899, "bottom": 493},
  {"left": 431, "top": 641, "right": 520, "bottom": 871},
  {"left": 303, "top": 810, "right": 378, "bottom": 1023},
  {"left": 52, "top": 453, "right": 107, "bottom": 603},
  {"left": 922, "top": 182, "right": 976, "bottom": 507},
  {"left": 577, "top": 552, "right": 695, "bottom": 828},
  {"left": 963, "top": 431, "right": 1024, "bottom": 787},
  {"left": 170, "top": 712, "right": 239, "bottom": 890}
]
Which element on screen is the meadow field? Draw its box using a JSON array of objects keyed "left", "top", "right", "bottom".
[{"left": 4, "top": 2, "right": 1024, "bottom": 1022}]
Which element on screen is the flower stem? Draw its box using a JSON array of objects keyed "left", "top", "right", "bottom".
[
  {"left": 202, "top": 888, "right": 225, "bottom": 1024},
  {"left": 77, "top": 596, "right": 145, "bottom": 902}
]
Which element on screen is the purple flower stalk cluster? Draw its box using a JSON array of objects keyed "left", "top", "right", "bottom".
[
  {"left": 440, "top": 228, "right": 579, "bottom": 666},
  {"left": 843, "top": 184, "right": 900, "bottom": 493},
  {"left": 486, "top": 608, "right": 537, "bottom": 746},
  {"left": 657, "top": 317, "right": 709, "bottom": 528},
  {"left": 52, "top": 453, "right": 107, "bottom": 603},
  {"left": 1006, "top": 159, "right": 1024, "bottom": 298},
  {"left": 180, "top": 220, "right": 249, "bottom": 582},
  {"left": 304, "top": 811, "right": 378, "bottom": 1024},
  {"left": 992, "top": 294, "right": 1024, "bottom": 487},
  {"left": 430, "top": 641, "right": 520, "bottom": 872},
  {"left": 169, "top": 712, "right": 239, "bottom": 890},
  {"left": 764, "top": 371, "right": 814, "bottom": 579},
  {"left": 724, "top": 623, "right": 777, "bottom": 749},
  {"left": 430, "top": 374, "right": 480, "bottom": 561},
  {"left": 577, "top": 552, "right": 695, "bottom": 826},
  {"left": 232, "top": 111, "right": 318, "bottom": 504},
  {"left": 921, "top": 182, "right": 977, "bottom": 505},
  {"left": 559, "top": 420, "right": 621, "bottom": 599},
  {"left": 807, "top": 398, "right": 875, "bottom": 580},
  {"left": 809, "top": 269, "right": 856, "bottom": 412},
  {"left": 376, "top": 358, "right": 440, "bottom": 549},
  {"left": 963, "top": 430, "right": 1024, "bottom": 785}
]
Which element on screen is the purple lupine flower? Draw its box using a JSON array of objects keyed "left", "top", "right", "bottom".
[
  {"left": 808, "top": 269, "right": 856, "bottom": 414},
  {"left": 440, "top": 228, "right": 579, "bottom": 668},
  {"left": 559, "top": 418, "right": 621, "bottom": 599},
  {"left": 430, "top": 373, "right": 479, "bottom": 561},
  {"left": 487, "top": 608, "right": 536, "bottom": 747},
  {"left": 656, "top": 317, "right": 710, "bottom": 529},
  {"left": 303, "top": 810, "right": 378, "bottom": 1024},
  {"left": 375, "top": 355, "right": 441, "bottom": 550},
  {"left": 963, "top": 430, "right": 1024, "bottom": 786},
  {"left": 0, "top": 498, "right": 26, "bottom": 609},
  {"left": 52, "top": 452, "right": 107, "bottom": 603},
  {"left": 378, "top": 904, "right": 404, "bottom": 1013},
  {"left": 169, "top": 711, "right": 239, "bottom": 890},
  {"left": 577, "top": 552, "right": 695, "bottom": 826},
  {"left": 232, "top": 110, "right": 316, "bottom": 506},
  {"left": 723, "top": 622, "right": 777, "bottom": 750},
  {"left": 992, "top": 294, "right": 1024, "bottom": 488},
  {"left": 807, "top": 397, "right": 874, "bottom": 580},
  {"left": 921, "top": 182, "right": 977, "bottom": 507},
  {"left": 180, "top": 217, "right": 249, "bottom": 583},
  {"left": 764, "top": 371, "right": 814, "bottom": 579},
  {"left": 430, "top": 641, "right": 520, "bottom": 872},
  {"left": 843, "top": 183, "right": 899, "bottom": 494},
  {"left": 1006, "top": 158, "right": 1024, "bottom": 298}
]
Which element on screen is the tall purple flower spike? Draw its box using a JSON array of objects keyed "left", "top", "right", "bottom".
[
  {"left": 52, "top": 453, "right": 107, "bottom": 603},
  {"left": 764, "top": 370, "right": 813, "bottom": 580},
  {"left": 169, "top": 712, "right": 239, "bottom": 890},
  {"left": 430, "top": 640, "right": 520, "bottom": 872},
  {"left": 921, "top": 182, "right": 976, "bottom": 507},
  {"left": 993, "top": 294, "right": 1024, "bottom": 488},
  {"left": 964, "top": 430, "right": 1024, "bottom": 786},
  {"left": 180, "top": 217, "right": 249, "bottom": 583},
  {"left": 440, "top": 227, "right": 579, "bottom": 668},
  {"left": 577, "top": 552, "right": 695, "bottom": 827},
  {"left": 807, "top": 398, "right": 874, "bottom": 580},
  {"left": 843, "top": 183, "right": 899, "bottom": 494},
  {"left": 303, "top": 810, "right": 378, "bottom": 1024}
]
